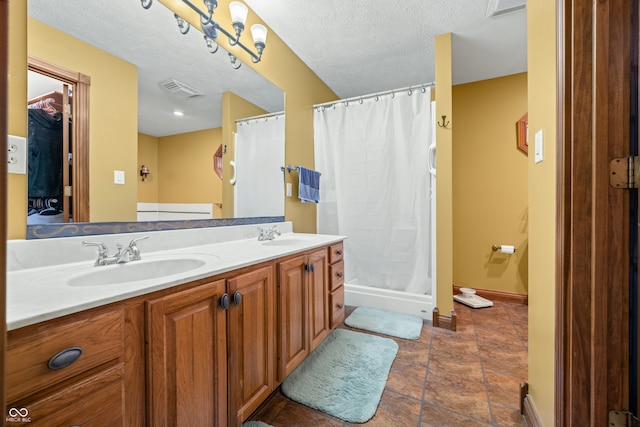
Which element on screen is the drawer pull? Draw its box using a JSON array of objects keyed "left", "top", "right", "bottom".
[
  {"left": 337, "top": 272, "right": 343, "bottom": 278},
  {"left": 47, "top": 347, "right": 83, "bottom": 370},
  {"left": 233, "top": 291, "right": 242, "bottom": 306},
  {"left": 336, "top": 250, "right": 343, "bottom": 256},
  {"left": 220, "top": 293, "right": 230, "bottom": 310}
]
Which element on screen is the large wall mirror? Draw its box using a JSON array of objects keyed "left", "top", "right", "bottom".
[{"left": 25, "top": 0, "right": 285, "bottom": 238}]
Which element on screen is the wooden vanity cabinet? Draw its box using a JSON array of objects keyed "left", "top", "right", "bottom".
[
  {"left": 277, "top": 248, "right": 329, "bottom": 381},
  {"left": 146, "top": 279, "right": 228, "bottom": 427},
  {"left": 7, "top": 240, "right": 342, "bottom": 427}
]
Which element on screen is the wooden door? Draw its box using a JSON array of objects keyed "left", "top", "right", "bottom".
[
  {"left": 277, "top": 255, "right": 309, "bottom": 381},
  {"left": 147, "top": 280, "right": 228, "bottom": 427},
  {"left": 227, "top": 266, "right": 275, "bottom": 426},
  {"left": 557, "top": 0, "right": 633, "bottom": 424},
  {"left": 307, "top": 249, "right": 329, "bottom": 352}
]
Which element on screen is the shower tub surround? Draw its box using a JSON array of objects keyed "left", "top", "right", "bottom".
[{"left": 6, "top": 222, "right": 346, "bottom": 426}]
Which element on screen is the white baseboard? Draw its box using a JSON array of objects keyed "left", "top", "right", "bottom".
[{"left": 344, "top": 283, "right": 435, "bottom": 321}]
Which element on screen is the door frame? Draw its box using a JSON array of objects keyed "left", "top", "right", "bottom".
[
  {"left": 556, "top": 0, "right": 632, "bottom": 424},
  {"left": 27, "top": 56, "right": 90, "bottom": 223}
]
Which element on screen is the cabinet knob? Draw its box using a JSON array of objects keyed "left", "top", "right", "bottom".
[
  {"left": 336, "top": 250, "right": 343, "bottom": 256},
  {"left": 47, "top": 347, "right": 83, "bottom": 370},
  {"left": 337, "top": 272, "right": 343, "bottom": 278},
  {"left": 337, "top": 304, "right": 344, "bottom": 309},
  {"left": 233, "top": 291, "right": 242, "bottom": 306},
  {"left": 220, "top": 293, "right": 230, "bottom": 310}
]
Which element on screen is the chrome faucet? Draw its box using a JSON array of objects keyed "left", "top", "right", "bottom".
[
  {"left": 257, "top": 226, "right": 281, "bottom": 241},
  {"left": 83, "top": 236, "right": 149, "bottom": 266}
]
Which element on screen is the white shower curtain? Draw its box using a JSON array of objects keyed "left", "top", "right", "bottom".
[
  {"left": 314, "top": 88, "right": 434, "bottom": 295},
  {"left": 234, "top": 115, "right": 285, "bottom": 217}
]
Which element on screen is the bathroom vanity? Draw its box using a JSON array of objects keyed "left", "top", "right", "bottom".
[{"left": 6, "top": 224, "right": 345, "bottom": 426}]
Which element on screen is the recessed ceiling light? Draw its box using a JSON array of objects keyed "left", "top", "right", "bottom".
[{"left": 173, "top": 111, "right": 184, "bottom": 116}]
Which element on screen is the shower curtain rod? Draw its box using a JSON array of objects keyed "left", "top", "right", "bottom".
[
  {"left": 313, "top": 82, "right": 435, "bottom": 109},
  {"left": 235, "top": 110, "right": 284, "bottom": 125}
]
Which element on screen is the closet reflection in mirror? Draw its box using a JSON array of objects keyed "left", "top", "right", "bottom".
[
  {"left": 27, "top": 71, "right": 71, "bottom": 225},
  {"left": 25, "top": 0, "right": 285, "bottom": 231}
]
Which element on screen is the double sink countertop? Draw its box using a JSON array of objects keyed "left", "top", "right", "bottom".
[{"left": 7, "top": 232, "right": 345, "bottom": 331}]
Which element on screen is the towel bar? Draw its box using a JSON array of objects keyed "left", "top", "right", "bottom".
[{"left": 281, "top": 164, "right": 299, "bottom": 173}]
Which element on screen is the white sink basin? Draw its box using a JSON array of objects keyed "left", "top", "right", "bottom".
[{"left": 31, "top": 254, "right": 218, "bottom": 287}]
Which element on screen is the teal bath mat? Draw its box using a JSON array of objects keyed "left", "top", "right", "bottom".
[
  {"left": 281, "top": 328, "right": 398, "bottom": 423},
  {"left": 345, "top": 306, "right": 423, "bottom": 340},
  {"left": 241, "top": 422, "right": 272, "bottom": 427}
]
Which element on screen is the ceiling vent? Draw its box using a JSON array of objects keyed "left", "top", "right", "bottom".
[
  {"left": 486, "top": 0, "right": 526, "bottom": 18},
  {"left": 158, "top": 78, "right": 204, "bottom": 98}
]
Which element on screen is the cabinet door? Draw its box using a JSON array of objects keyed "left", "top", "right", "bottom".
[
  {"left": 307, "top": 249, "right": 329, "bottom": 351},
  {"left": 228, "top": 265, "right": 276, "bottom": 426},
  {"left": 147, "top": 280, "right": 228, "bottom": 427},
  {"left": 277, "top": 255, "right": 309, "bottom": 381}
]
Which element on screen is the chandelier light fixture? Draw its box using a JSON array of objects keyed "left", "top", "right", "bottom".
[{"left": 140, "top": 0, "right": 267, "bottom": 69}]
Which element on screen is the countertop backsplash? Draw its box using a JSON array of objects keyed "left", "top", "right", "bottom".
[{"left": 7, "top": 222, "right": 293, "bottom": 272}]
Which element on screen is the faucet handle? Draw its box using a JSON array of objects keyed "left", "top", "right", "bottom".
[
  {"left": 128, "top": 236, "right": 148, "bottom": 261},
  {"left": 82, "top": 241, "right": 108, "bottom": 255},
  {"left": 128, "top": 235, "right": 149, "bottom": 247}
]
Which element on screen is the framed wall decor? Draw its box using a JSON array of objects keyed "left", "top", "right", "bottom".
[{"left": 517, "top": 113, "right": 528, "bottom": 154}]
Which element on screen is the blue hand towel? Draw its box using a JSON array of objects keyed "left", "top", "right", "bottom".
[{"left": 298, "top": 166, "right": 321, "bottom": 203}]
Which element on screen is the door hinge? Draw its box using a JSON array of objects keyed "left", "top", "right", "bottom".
[
  {"left": 610, "top": 156, "right": 640, "bottom": 188},
  {"left": 610, "top": 410, "right": 640, "bottom": 427}
]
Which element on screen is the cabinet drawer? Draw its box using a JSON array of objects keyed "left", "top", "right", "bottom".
[
  {"left": 329, "top": 261, "right": 344, "bottom": 291},
  {"left": 10, "top": 363, "right": 125, "bottom": 426},
  {"left": 328, "top": 242, "right": 344, "bottom": 264},
  {"left": 329, "top": 287, "right": 345, "bottom": 329},
  {"left": 7, "top": 308, "right": 124, "bottom": 403}
]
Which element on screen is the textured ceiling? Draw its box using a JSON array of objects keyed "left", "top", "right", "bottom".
[
  {"left": 245, "top": 0, "right": 527, "bottom": 98},
  {"left": 28, "top": 0, "right": 526, "bottom": 136}
]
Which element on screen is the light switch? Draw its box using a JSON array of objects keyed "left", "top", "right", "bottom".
[
  {"left": 286, "top": 183, "right": 292, "bottom": 197},
  {"left": 7, "top": 135, "right": 26, "bottom": 174},
  {"left": 534, "top": 129, "right": 544, "bottom": 164},
  {"left": 114, "top": 170, "right": 125, "bottom": 184}
]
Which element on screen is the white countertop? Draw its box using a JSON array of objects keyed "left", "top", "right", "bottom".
[{"left": 7, "top": 232, "right": 344, "bottom": 331}]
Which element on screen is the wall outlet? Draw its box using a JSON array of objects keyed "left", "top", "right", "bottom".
[{"left": 7, "top": 135, "right": 27, "bottom": 174}]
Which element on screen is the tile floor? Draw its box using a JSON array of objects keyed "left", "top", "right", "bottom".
[{"left": 248, "top": 301, "right": 529, "bottom": 427}]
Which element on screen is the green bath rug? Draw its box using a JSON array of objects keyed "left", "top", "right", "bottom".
[
  {"left": 281, "top": 328, "right": 398, "bottom": 423},
  {"left": 345, "top": 306, "right": 423, "bottom": 340}
]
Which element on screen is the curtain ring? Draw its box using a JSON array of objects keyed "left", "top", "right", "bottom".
[
  {"left": 359, "top": 98, "right": 363, "bottom": 104},
  {"left": 374, "top": 95, "right": 379, "bottom": 101},
  {"left": 421, "top": 86, "right": 426, "bottom": 93},
  {"left": 407, "top": 89, "right": 413, "bottom": 96}
]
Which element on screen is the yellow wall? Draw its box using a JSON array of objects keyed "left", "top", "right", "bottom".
[
  {"left": 221, "top": 92, "right": 268, "bottom": 218},
  {"left": 158, "top": 128, "right": 223, "bottom": 211},
  {"left": 27, "top": 18, "right": 138, "bottom": 224},
  {"left": 527, "top": 0, "right": 557, "bottom": 424},
  {"left": 452, "top": 73, "right": 528, "bottom": 295},
  {"left": 435, "top": 33, "right": 454, "bottom": 315},
  {"left": 138, "top": 129, "right": 223, "bottom": 217},
  {"left": 137, "top": 133, "right": 159, "bottom": 203},
  {"left": 7, "top": 0, "right": 28, "bottom": 239}
]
